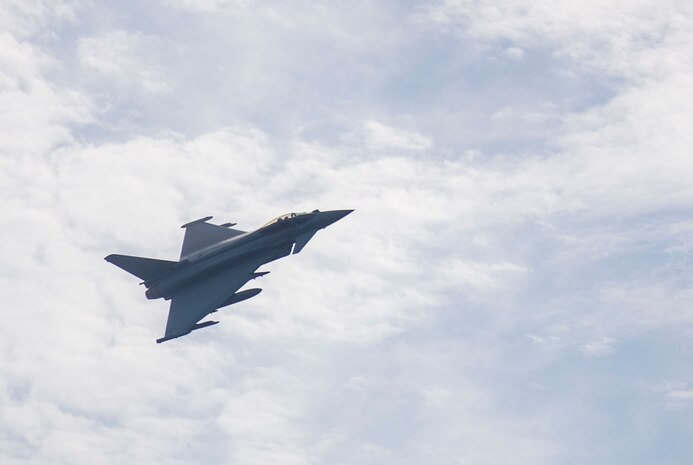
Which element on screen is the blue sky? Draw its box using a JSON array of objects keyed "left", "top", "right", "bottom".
[{"left": 1, "top": 1, "right": 692, "bottom": 464}]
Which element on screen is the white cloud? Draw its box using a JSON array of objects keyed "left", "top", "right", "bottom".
[
  {"left": 580, "top": 337, "right": 615, "bottom": 356},
  {"left": 0, "top": 120, "right": 563, "bottom": 463},
  {"left": 77, "top": 30, "right": 171, "bottom": 93},
  {"left": 441, "top": 259, "right": 527, "bottom": 296},
  {"left": 503, "top": 45, "right": 525, "bottom": 61},
  {"left": 0, "top": 33, "right": 91, "bottom": 156},
  {"left": 162, "top": 0, "right": 251, "bottom": 12},
  {"left": 426, "top": 0, "right": 692, "bottom": 79},
  {"left": 2, "top": 1, "right": 693, "bottom": 464},
  {"left": 668, "top": 389, "right": 693, "bottom": 401},
  {"left": 364, "top": 120, "right": 433, "bottom": 151},
  {"left": 0, "top": 0, "right": 81, "bottom": 38}
]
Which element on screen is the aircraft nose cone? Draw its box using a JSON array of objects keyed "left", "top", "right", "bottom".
[{"left": 318, "top": 209, "right": 354, "bottom": 228}]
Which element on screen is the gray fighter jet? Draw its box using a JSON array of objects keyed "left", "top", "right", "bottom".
[{"left": 105, "top": 209, "right": 353, "bottom": 343}]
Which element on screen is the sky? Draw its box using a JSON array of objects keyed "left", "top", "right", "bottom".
[{"left": 1, "top": 0, "right": 693, "bottom": 464}]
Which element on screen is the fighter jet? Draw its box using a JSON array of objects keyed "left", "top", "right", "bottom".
[{"left": 105, "top": 209, "right": 353, "bottom": 343}]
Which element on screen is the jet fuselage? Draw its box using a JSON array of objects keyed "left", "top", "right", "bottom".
[{"left": 143, "top": 209, "right": 351, "bottom": 300}]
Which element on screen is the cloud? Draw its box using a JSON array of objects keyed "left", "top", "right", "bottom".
[
  {"left": 580, "top": 337, "right": 615, "bottom": 357},
  {"left": 0, "top": 118, "right": 566, "bottom": 463},
  {"left": 0, "top": 33, "right": 91, "bottom": 156},
  {"left": 503, "top": 45, "right": 525, "bottom": 61},
  {"left": 0, "top": 0, "right": 80, "bottom": 38},
  {"left": 162, "top": 0, "right": 251, "bottom": 12},
  {"left": 78, "top": 30, "right": 171, "bottom": 93},
  {"left": 426, "top": 0, "right": 691, "bottom": 79},
  {"left": 668, "top": 389, "right": 693, "bottom": 401},
  {"left": 2, "top": 1, "right": 693, "bottom": 464},
  {"left": 364, "top": 120, "right": 433, "bottom": 151}
]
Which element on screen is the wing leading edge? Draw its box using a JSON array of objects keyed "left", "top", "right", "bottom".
[{"left": 180, "top": 217, "right": 246, "bottom": 259}]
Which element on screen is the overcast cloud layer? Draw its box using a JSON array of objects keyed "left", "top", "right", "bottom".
[{"left": 1, "top": 1, "right": 693, "bottom": 464}]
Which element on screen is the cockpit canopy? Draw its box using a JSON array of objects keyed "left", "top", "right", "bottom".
[{"left": 261, "top": 211, "right": 315, "bottom": 228}]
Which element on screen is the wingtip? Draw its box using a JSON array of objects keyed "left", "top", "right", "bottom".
[{"left": 181, "top": 216, "right": 213, "bottom": 228}]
